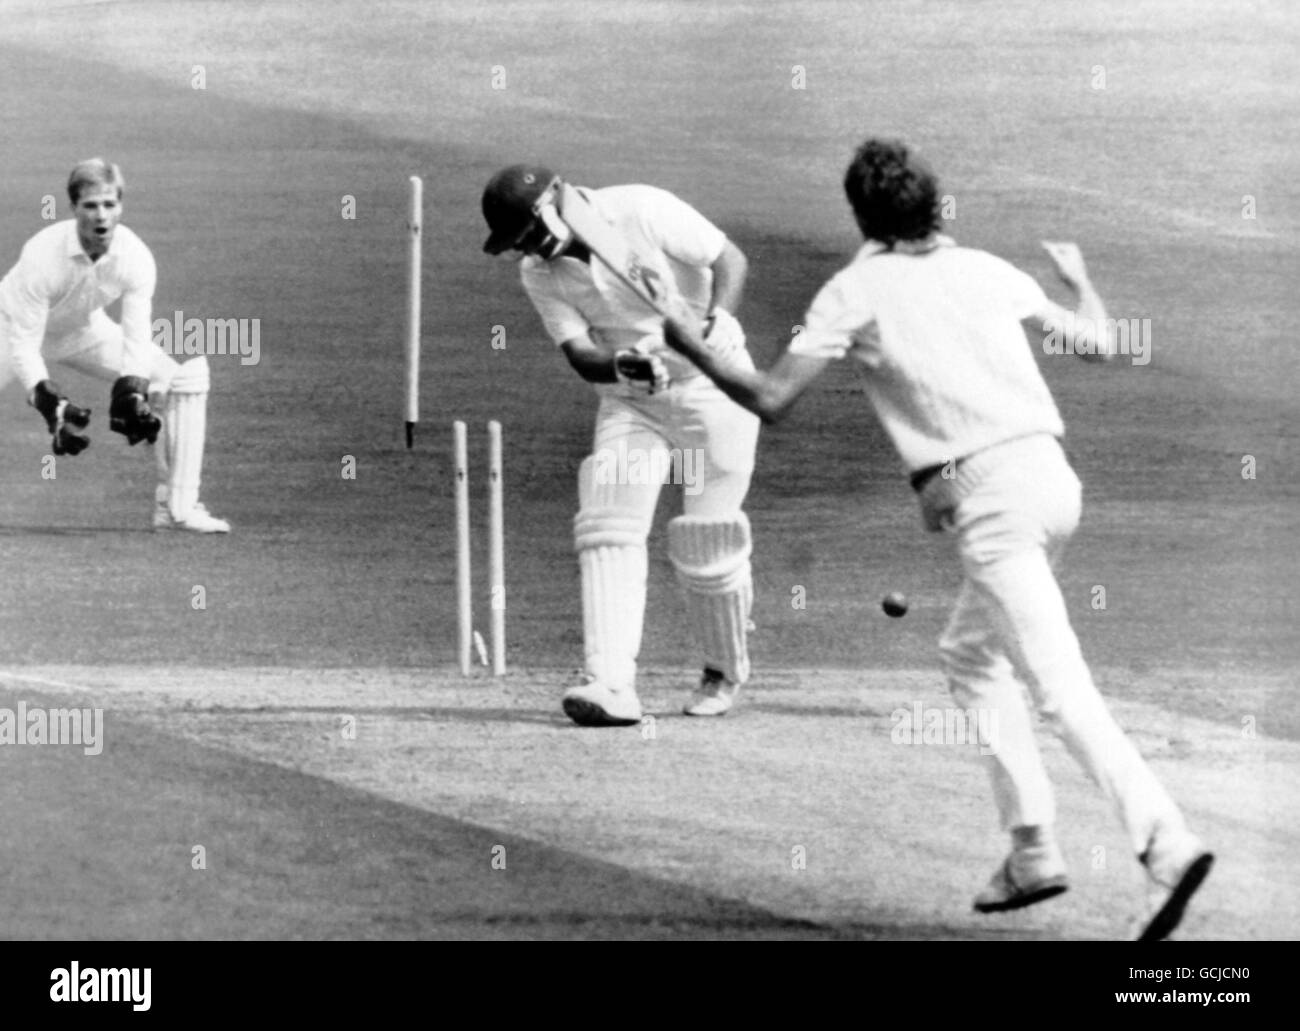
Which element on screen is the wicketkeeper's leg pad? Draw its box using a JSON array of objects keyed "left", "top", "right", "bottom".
[
  {"left": 667, "top": 512, "right": 753, "bottom": 685},
  {"left": 158, "top": 356, "right": 211, "bottom": 520}
]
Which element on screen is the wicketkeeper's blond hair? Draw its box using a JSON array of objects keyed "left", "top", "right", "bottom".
[{"left": 67, "top": 158, "right": 125, "bottom": 205}]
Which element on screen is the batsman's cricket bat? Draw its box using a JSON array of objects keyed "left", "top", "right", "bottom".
[{"left": 558, "top": 183, "right": 682, "bottom": 319}]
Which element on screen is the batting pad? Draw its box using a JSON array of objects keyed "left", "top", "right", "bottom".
[
  {"left": 160, "top": 357, "right": 210, "bottom": 520},
  {"left": 575, "top": 509, "right": 647, "bottom": 689},
  {"left": 667, "top": 513, "right": 754, "bottom": 684}
]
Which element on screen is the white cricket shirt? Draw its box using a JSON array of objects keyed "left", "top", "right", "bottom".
[
  {"left": 790, "top": 236, "right": 1064, "bottom": 472},
  {"left": 519, "top": 184, "right": 727, "bottom": 391},
  {"left": 0, "top": 220, "right": 157, "bottom": 390}
]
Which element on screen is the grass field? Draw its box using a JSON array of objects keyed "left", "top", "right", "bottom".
[{"left": 0, "top": 0, "right": 1295, "bottom": 947}]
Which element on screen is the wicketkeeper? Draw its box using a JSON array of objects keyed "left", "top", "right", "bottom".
[
  {"left": 0, "top": 159, "right": 229, "bottom": 532},
  {"left": 483, "top": 164, "right": 759, "bottom": 726}
]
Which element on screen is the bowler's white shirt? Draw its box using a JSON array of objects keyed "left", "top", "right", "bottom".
[
  {"left": 520, "top": 184, "right": 726, "bottom": 391},
  {"left": 0, "top": 219, "right": 157, "bottom": 390},
  {"left": 791, "top": 236, "right": 1064, "bottom": 472}
]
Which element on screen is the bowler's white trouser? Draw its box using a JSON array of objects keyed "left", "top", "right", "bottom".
[{"left": 931, "top": 434, "right": 1186, "bottom": 852}]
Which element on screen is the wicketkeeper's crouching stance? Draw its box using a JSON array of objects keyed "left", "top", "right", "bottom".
[{"left": 0, "top": 159, "right": 229, "bottom": 533}]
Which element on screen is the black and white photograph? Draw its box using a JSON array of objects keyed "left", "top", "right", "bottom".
[{"left": 0, "top": 0, "right": 1291, "bottom": 1009}]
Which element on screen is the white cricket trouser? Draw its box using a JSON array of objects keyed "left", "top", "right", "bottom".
[
  {"left": 2, "top": 311, "right": 216, "bottom": 521},
  {"left": 590, "top": 373, "right": 761, "bottom": 523},
  {"left": 933, "top": 434, "right": 1186, "bottom": 853},
  {"left": 0, "top": 309, "right": 180, "bottom": 395},
  {"left": 575, "top": 371, "right": 761, "bottom": 688}
]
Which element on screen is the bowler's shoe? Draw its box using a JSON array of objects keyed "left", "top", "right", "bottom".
[
  {"left": 1136, "top": 826, "right": 1214, "bottom": 942},
  {"left": 973, "top": 842, "right": 1070, "bottom": 913}
]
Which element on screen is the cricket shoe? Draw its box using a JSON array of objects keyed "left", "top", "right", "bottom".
[
  {"left": 1135, "top": 825, "right": 1214, "bottom": 942},
  {"left": 561, "top": 677, "right": 642, "bottom": 727},
  {"left": 973, "top": 840, "right": 1069, "bottom": 913},
  {"left": 154, "top": 500, "right": 231, "bottom": 534},
  {"left": 683, "top": 667, "right": 741, "bottom": 717}
]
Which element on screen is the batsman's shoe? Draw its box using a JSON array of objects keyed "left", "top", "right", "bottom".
[
  {"left": 973, "top": 842, "right": 1069, "bottom": 913},
  {"left": 562, "top": 678, "right": 642, "bottom": 727},
  {"left": 1135, "top": 827, "right": 1214, "bottom": 942},
  {"left": 155, "top": 500, "right": 231, "bottom": 534},
  {"left": 683, "top": 667, "right": 741, "bottom": 717}
]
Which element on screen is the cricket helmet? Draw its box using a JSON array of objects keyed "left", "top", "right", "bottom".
[{"left": 482, "top": 164, "right": 561, "bottom": 255}]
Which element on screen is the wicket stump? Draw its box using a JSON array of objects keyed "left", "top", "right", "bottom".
[
  {"left": 454, "top": 420, "right": 506, "bottom": 675},
  {"left": 404, "top": 175, "right": 422, "bottom": 448}
]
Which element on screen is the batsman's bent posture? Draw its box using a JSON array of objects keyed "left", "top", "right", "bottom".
[
  {"left": 483, "top": 164, "right": 759, "bottom": 726},
  {"left": 0, "top": 160, "right": 229, "bottom": 533},
  {"left": 662, "top": 139, "right": 1213, "bottom": 941}
]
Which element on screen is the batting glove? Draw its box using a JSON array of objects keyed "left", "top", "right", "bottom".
[
  {"left": 29, "top": 380, "right": 91, "bottom": 456},
  {"left": 614, "top": 349, "right": 671, "bottom": 394},
  {"left": 702, "top": 308, "right": 746, "bottom": 360}
]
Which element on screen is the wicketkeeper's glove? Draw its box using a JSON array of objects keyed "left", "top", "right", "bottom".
[
  {"left": 614, "top": 349, "right": 671, "bottom": 394},
  {"left": 109, "top": 375, "right": 161, "bottom": 445},
  {"left": 29, "top": 379, "right": 91, "bottom": 456}
]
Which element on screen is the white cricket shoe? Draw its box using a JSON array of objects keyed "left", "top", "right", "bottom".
[
  {"left": 561, "top": 678, "right": 642, "bottom": 727},
  {"left": 683, "top": 667, "right": 741, "bottom": 717},
  {"left": 1135, "top": 825, "right": 1214, "bottom": 941},
  {"left": 973, "top": 838, "right": 1069, "bottom": 913},
  {"left": 155, "top": 500, "right": 231, "bottom": 534}
]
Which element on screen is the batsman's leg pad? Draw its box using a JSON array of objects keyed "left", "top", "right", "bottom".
[
  {"left": 667, "top": 513, "right": 753, "bottom": 684},
  {"left": 575, "top": 457, "right": 653, "bottom": 689},
  {"left": 575, "top": 511, "right": 648, "bottom": 690},
  {"left": 160, "top": 357, "right": 210, "bottom": 520}
]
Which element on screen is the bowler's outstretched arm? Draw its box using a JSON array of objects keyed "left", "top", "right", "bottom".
[
  {"left": 662, "top": 315, "right": 829, "bottom": 424},
  {"left": 1030, "top": 241, "right": 1116, "bottom": 362}
]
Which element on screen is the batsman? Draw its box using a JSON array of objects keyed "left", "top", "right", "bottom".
[{"left": 483, "top": 164, "right": 758, "bottom": 726}]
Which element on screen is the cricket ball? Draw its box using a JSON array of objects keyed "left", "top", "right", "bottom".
[{"left": 882, "top": 592, "right": 908, "bottom": 618}]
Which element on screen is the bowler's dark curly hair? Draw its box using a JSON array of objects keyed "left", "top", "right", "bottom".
[{"left": 843, "top": 139, "right": 940, "bottom": 244}]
